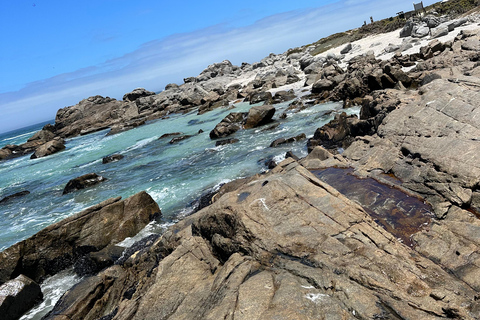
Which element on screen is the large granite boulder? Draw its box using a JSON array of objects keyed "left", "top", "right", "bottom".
[
  {"left": 0, "top": 191, "right": 30, "bottom": 204},
  {"left": 42, "top": 160, "right": 480, "bottom": 319},
  {"left": 30, "top": 138, "right": 66, "bottom": 159},
  {"left": 63, "top": 173, "right": 106, "bottom": 194},
  {"left": 0, "top": 191, "right": 160, "bottom": 284},
  {"left": 244, "top": 105, "right": 275, "bottom": 129},
  {"left": 54, "top": 96, "right": 137, "bottom": 138},
  {"left": 0, "top": 274, "right": 42, "bottom": 320}
]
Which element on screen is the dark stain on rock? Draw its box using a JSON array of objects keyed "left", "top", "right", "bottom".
[
  {"left": 311, "top": 167, "right": 433, "bottom": 247},
  {"left": 237, "top": 192, "right": 250, "bottom": 203}
]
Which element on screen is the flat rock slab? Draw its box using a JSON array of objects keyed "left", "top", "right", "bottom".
[{"left": 44, "top": 160, "right": 480, "bottom": 320}]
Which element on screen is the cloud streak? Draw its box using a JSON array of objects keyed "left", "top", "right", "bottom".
[{"left": 0, "top": 0, "right": 420, "bottom": 133}]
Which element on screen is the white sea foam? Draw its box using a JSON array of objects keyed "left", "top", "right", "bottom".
[
  {"left": 20, "top": 269, "right": 81, "bottom": 320},
  {"left": 1, "top": 130, "right": 37, "bottom": 143},
  {"left": 124, "top": 136, "right": 158, "bottom": 153}
]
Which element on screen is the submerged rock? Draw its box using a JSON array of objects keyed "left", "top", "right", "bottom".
[
  {"left": 0, "top": 191, "right": 30, "bottom": 204},
  {"left": 102, "top": 154, "right": 124, "bottom": 164},
  {"left": 209, "top": 112, "right": 247, "bottom": 139},
  {"left": 0, "top": 274, "right": 43, "bottom": 320},
  {"left": 63, "top": 173, "right": 107, "bottom": 195}
]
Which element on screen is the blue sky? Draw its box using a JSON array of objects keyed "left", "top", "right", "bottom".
[{"left": 0, "top": 0, "right": 436, "bottom": 133}]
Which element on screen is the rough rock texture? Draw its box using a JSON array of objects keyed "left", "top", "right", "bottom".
[
  {"left": 344, "top": 78, "right": 480, "bottom": 214},
  {"left": 244, "top": 105, "right": 276, "bottom": 129},
  {"left": 209, "top": 112, "right": 247, "bottom": 139},
  {"left": 30, "top": 138, "right": 65, "bottom": 159},
  {"left": 269, "top": 133, "right": 306, "bottom": 147},
  {"left": 0, "top": 274, "right": 43, "bottom": 320},
  {"left": 102, "top": 154, "right": 125, "bottom": 164},
  {"left": 63, "top": 173, "right": 107, "bottom": 195},
  {"left": 0, "top": 191, "right": 160, "bottom": 284},
  {"left": 43, "top": 159, "right": 480, "bottom": 319},
  {"left": 123, "top": 88, "right": 155, "bottom": 102},
  {"left": 54, "top": 96, "right": 136, "bottom": 138}
]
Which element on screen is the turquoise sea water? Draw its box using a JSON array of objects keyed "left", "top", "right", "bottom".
[
  {"left": 1, "top": 100, "right": 360, "bottom": 319},
  {"left": 0, "top": 101, "right": 360, "bottom": 252}
]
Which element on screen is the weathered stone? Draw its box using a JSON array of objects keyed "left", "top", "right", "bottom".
[
  {"left": 169, "top": 135, "right": 193, "bottom": 144},
  {"left": 43, "top": 161, "right": 480, "bottom": 320},
  {"left": 269, "top": 133, "right": 306, "bottom": 147},
  {"left": 340, "top": 43, "right": 352, "bottom": 54},
  {"left": 0, "top": 275, "right": 42, "bottom": 320},
  {"left": 123, "top": 88, "right": 155, "bottom": 102},
  {"left": 0, "top": 191, "right": 160, "bottom": 284},
  {"left": 215, "top": 138, "right": 239, "bottom": 146},
  {"left": 102, "top": 154, "right": 124, "bottom": 164},
  {"left": 209, "top": 112, "right": 247, "bottom": 139},
  {"left": 0, "top": 191, "right": 30, "bottom": 204},
  {"left": 244, "top": 105, "right": 276, "bottom": 129},
  {"left": 63, "top": 173, "right": 107, "bottom": 195},
  {"left": 30, "top": 138, "right": 66, "bottom": 159}
]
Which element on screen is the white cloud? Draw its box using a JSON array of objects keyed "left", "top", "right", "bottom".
[{"left": 0, "top": 0, "right": 421, "bottom": 133}]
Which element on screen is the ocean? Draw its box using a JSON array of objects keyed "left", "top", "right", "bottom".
[{"left": 0, "top": 100, "right": 360, "bottom": 319}]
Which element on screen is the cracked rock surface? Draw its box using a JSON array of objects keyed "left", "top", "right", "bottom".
[{"left": 44, "top": 159, "right": 480, "bottom": 319}]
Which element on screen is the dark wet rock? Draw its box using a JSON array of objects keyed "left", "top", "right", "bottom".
[
  {"left": 102, "top": 154, "right": 124, "bottom": 164},
  {"left": 44, "top": 160, "right": 480, "bottom": 319},
  {"left": 198, "top": 129, "right": 204, "bottom": 134},
  {"left": 307, "top": 112, "right": 372, "bottom": 152},
  {"left": 0, "top": 191, "right": 160, "bottom": 284},
  {"left": 340, "top": 43, "right": 352, "bottom": 54},
  {"left": 62, "top": 173, "right": 107, "bottom": 195},
  {"left": 209, "top": 112, "right": 247, "bottom": 139},
  {"left": 269, "top": 133, "right": 306, "bottom": 147},
  {"left": 285, "top": 151, "right": 299, "bottom": 161},
  {"left": 165, "top": 83, "right": 179, "bottom": 90},
  {"left": 248, "top": 91, "right": 273, "bottom": 105},
  {"left": 115, "top": 234, "right": 161, "bottom": 266},
  {"left": 159, "top": 132, "right": 182, "bottom": 139},
  {"left": 244, "top": 105, "right": 275, "bottom": 129},
  {"left": 74, "top": 245, "right": 125, "bottom": 277},
  {"left": 0, "top": 191, "right": 30, "bottom": 204},
  {"left": 215, "top": 138, "right": 239, "bottom": 146},
  {"left": 272, "top": 90, "right": 296, "bottom": 103},
  {"left": 123, "top": 88, "right": 155, "bottom": 102},
  {"left": 27, "top": 129, "right": 55, "bottom": 143},
  {"left": 30, "top": 138, "right": 66, "bottom": 159},
  {"left": 264, "top": 157, "right": 277, "bottom": 169},
  {"left": 312, "top": 79, "right": 334, "bottom": 93},
  {"left": 0, "top": 274, "right": 43, "bottom": 320},
  {"left": 169, "top": 135, "right": 193, "bottom": 144}
]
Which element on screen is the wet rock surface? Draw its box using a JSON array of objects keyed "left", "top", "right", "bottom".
[
  {"left": 0, "top": 274, "right": 43, "bottom": 320},
  {"left": 43, "top": 160, "right": 480, "bottom": 319},
  {"left": 0, "top": 192, "right": 160, "bottom": 284},
  {"left": 0, "top": 190, "right": 30, "bottom": 204},
  {"left": 62, "top": 173, "right": 107, "bottom": 195}
]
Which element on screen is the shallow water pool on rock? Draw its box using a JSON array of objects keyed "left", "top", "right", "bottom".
[{"left": 311, "top": 167, "right": 433, "bottom": 247}]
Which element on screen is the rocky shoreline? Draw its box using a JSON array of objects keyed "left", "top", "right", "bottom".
[{"left": 1, "top": 4, "right": 480, "bottom": 320}]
